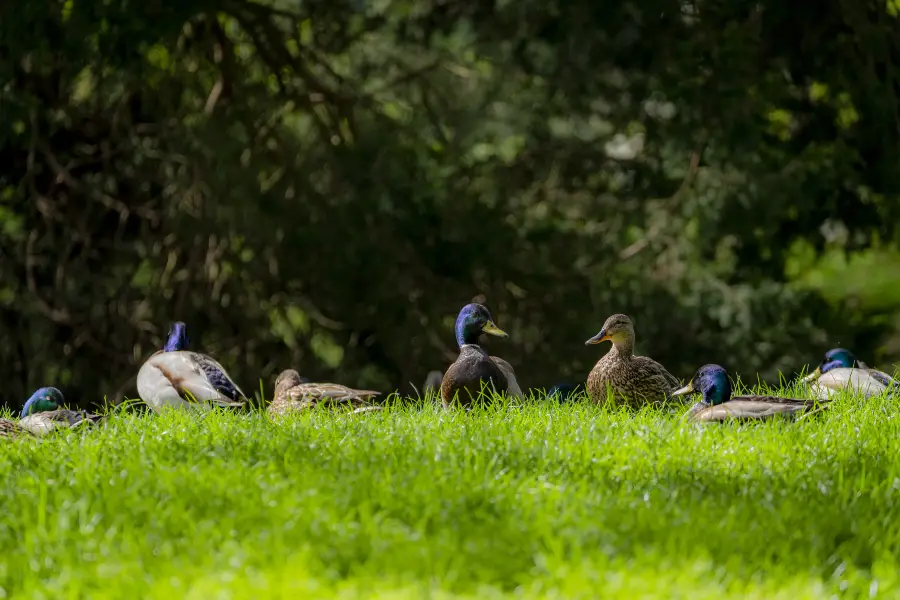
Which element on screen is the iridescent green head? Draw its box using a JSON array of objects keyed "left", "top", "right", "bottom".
[
  {"left": 22, "top": 387, "right": 65, "bottom": 417},
  {"left": 454, "top": 303, "right": 508, "bottom": 347},
  {"left": 672, "top": 364, "right": 732, "bottom": 406}
]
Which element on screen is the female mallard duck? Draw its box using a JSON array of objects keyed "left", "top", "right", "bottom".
[
  {"left": 136, "top": 321, "right": 247, "bottom": 412},
  {"left": 268, "top": 369, "right": 382, "bottom": 416},
  {"left": 673, "top": 364, "right": 823, "bottom": 422},
  {"left": 585, "top": 314, "right": 680, "bottom": 407},
  {"left": 801, "top": 348, "right": 897, "bottom": 400},
  {"left": 441, "top": 303, "right": 519, "bottom": 408},
  {"left": 18, "top": 387, "right": 103, "bottom": 436}
]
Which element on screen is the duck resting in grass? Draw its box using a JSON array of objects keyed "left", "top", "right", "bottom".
[
  {"left": 441, "top": 303, "right": 520, "bottom": 408},
  {"left": 673, "top": 364, "right": 825, "bottom": 423},
  {"left": 268, "top": 369, "right": 382, "bottom": 416},
  {"left": 18, "top": 387, "right": 104, "bottom": 436},
  {"left": 585, "top": 313, "right": 680, "bottom": 407},
  {"left": 136, "top": 321, "right": 247, "bottom": 413},
  {"left": 801, "top": 348, "right": 897, "bottom": 400}
]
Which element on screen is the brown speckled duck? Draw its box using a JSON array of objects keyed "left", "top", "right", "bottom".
[
  {"left": 441, "top": 303, "right": 517, "bottom": 408},
  {"left": 585, "top": 313, "right": 680, "bottom": 406},
  {"left": 0, "top": 419, "right": 31, "bottom": 439},
  {"left": 268, "top": 369, "right": 383, "bottom": 416}
]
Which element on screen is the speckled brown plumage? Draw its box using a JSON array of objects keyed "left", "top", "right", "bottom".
[
  {"left": 19, "top": 410, "right": 104, "bottom": 436},
  {"left": 585, "top": 314, "right": 679, "bottom": 407},
  {"left": 441, "top": 344, "right": 509, "bottom": 408},
  {"left": 268, "top": 369, "right": 382, "bottom": 416},
  {"left": 0, "top": 419, "right": 32, "bottom": 439}
]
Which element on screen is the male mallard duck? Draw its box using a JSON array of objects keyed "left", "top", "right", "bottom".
[
  {"left": 136, "top": 321, "right": 247, "bottom": 412},
  {"left": 585, "top": 314, "right": 680, "bottom": 407},
  {"left": 547, "top": 383, "right": 584, "bottom": 402},
  {"left": 801, "top": 348, "right": 897, "bottom": 400},
  {"left": 18, "top": 387, "right": 104, "bottom": 436},
  {"left": 441, "top": 303, "right": 517, "bottom": 407},
  {"left": 673, "top": 364, "right": 823, "bottom": 422},
  {"left": 268, "top": 369, "right": 382, "bottom": 416}
]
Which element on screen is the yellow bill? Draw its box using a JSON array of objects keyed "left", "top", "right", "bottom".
[
  {"left": 671, "top": 381, "right": 695, "bottom": 397},
  {"left": 481, "top": 320, "right": 508, "bottom": 338},
  {"left": 800, "top": 366, "right": 822, "bottom": 383}
]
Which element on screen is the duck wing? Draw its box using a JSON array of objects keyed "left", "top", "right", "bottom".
[
  {"left": 691, "top": 395, "right": 820, "bottom": 423},
  {"left": 19, "top": 410, "right": 104, "bottom": 436},
  {"left": 490, "top": 356, "right": 523, "bottom": 400},
  {"left": 0, "top": 419, "right": 31, "bottom": 439},
  {"left": 631, "top": 356, "right": 681, "bottom": 392},
  {"left": 189, "top": 352, "right": 247, "bottom": 403},
  {"left": 869, "top": 369, "right": 899, "bottom": 388}
]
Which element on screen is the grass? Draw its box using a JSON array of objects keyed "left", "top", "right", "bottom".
[{"left": 1, "top": 381, "right": 899, "bottom": 599}]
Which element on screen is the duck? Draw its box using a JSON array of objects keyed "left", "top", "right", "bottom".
[
  {"left": 673, "top": 364, "right": 824, "bottom": 422},
  {"left": 18, "top": 387, "right": 104, "bottom": 436},
  {"left": 801, "top": 348, "right": 898, "bottom": 400},
  {"left": 136, "top": 321, "right": 248, "bottom": 412},
  {"left": 441, "top": 303, "right": 518, "bottom": 407},
  {"left": 268, "top": 369, "right": 382, "bottom": 416},
  {"left": 547, "top": 383, "right": 584, "bottom": 402},
  {"left": 585, "top": 313, "right": 680, "bottom": 407}
]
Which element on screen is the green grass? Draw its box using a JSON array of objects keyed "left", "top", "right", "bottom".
[{"left": 1, "top": 382, "right": 899, "bottom": 599}]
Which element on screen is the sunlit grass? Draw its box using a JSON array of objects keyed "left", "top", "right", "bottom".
[{"left": 0, "top": 383, "right": 898, "bottom": 598}]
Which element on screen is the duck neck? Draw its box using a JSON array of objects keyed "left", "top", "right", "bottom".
[{"left": 612, "top": 336, "right": 634, "bottom": 357}]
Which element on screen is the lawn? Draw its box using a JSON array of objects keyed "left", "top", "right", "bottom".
[{"left": 1, "top": 383, "right": 898, "bottom": 599}]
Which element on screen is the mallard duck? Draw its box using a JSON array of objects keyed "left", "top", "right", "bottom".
[
  {"left": 585, "top": 314, "right": 680, "bottom": 407},
  {"left": 547, "top": 383, "right": 584, "bottom": 402},
  {"left": 268, "top": 369, "right": 382, "bottom": 416},
  {"left": 136, "top": 321, "right": 247, "bottom": 412},
  {"left": 801, "top": 348, "right": 897, "bottom": 400},
  {"left": 673, "top": 364, "right": 823, "bottom": 422},
  {"left": 18, "top": 387, "right": 104, "bottom": 436},
  {"left": 441, "top": 303, "right": 517, "bottom": 407}
]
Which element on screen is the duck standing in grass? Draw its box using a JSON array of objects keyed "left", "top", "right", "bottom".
[
  {"left": 585, "top": 314, "right": 680, "bottom": 407},
  {"left": 18, "top": 387, "right": 104, "bottom": 436},
  {"left": 674, "top": 364, "right": 823, "bottom": 423},
  {"left": 441, "top": 303, "right": 518, "bottom": 408},
  {"left": 268, "top": 369, "right": 382, "bottom": 416},
  {"left": 801, "top": 348, "right": 897, "bottom": 400},
  {"left": 136, "top": 321, "right": 247, "bottom": 413}
]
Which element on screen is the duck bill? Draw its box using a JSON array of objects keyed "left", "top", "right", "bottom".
[
  {"left": 481, "top": 320, "right": 508, "bottom": 338},
  {"left": 671, "top": 381, "right": 695, "bottom": 397},
  {"left": 800, "top": 366, "right": 822, "bottom": 383},
  {"left": 584, "top": 329, "right": 610, "bottom": 346}
]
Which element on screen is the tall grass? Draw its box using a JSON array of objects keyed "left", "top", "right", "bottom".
[{"left": 0, "top": 383, "right": 897, "bottom": 598}]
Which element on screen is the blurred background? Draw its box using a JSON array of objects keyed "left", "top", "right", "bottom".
[{"left": 1, "top": 0, "right": 899, "bottom": 408}]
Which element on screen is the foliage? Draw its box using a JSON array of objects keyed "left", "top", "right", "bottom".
[{"left": 1, "top": 0, "right": 899, "bottom": 405}]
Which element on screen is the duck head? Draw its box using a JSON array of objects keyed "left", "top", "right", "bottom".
[
  {"left": 22, "top": 387, "right": 65, "bottom": 417},
  {"left": 585, "top": 314, "right": 635, "bottom": 350},
  {"left": 672, "top": 364, "right": 732, "bottom": 406},
  {"left": 164, "top": 321, "right": 190, "bottom": 352},
  {"left": 454, "top": 303, "right": 507, "bottom": 347},
  {"left": 801, "top": 348, "right": 858, "bottom": 382}
]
